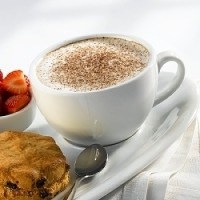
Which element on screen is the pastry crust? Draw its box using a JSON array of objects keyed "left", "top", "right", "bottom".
[{"left": 0, "top": 131, "right": 70, "bottom": 200}]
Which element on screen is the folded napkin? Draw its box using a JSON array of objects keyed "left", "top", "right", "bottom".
[{"left": 101, "top": 117, "right": 200, "bottom": 200}]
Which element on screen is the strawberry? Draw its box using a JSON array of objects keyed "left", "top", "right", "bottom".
[
  {"left": 0, "top": 82, "right": 4, "bottom": 94},
  {"left": 0, "top": 94, "right": 3, "bottom": 115},
  {"left": 5, "top": 94, "right": 30, "bottom": 114},
  {"left": 0, "top": 83, "right": 6, "bottom": 115},
  {"left": 0, "top": 69, "right": 3, "bottom": 81},
  {"left": 0, "top": 82, "right": 7, "bottom": 100},
  {"left": 2, "top": 70, "right": 28, "bottom": 95}
]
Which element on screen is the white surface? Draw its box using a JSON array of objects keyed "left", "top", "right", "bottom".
[{"left": 26, "top": 73, "right": 198, "bottom": 200}]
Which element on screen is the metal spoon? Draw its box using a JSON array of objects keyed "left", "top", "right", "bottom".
[{"left": 66, "top": 144, "right": 108, "bottom": 200}]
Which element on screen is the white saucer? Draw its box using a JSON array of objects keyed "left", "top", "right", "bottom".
[{"left": 27, "top": 72, "right": 199, "bottom": 200}]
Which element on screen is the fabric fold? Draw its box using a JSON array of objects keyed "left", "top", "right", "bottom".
[{"left": 102, "top": 119, "right": 198, "bottom": 200}]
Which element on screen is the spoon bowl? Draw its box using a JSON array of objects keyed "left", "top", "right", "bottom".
[
  {"left": 66, "top": 144, "right": 108, "bottom": 200},
  {"left": 75, "top": 144, "right": 107, "bottom": 177}
]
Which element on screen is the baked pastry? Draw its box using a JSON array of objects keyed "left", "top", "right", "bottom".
[{"left": 0, "top": 131, "right": 70, "bottom": 200}]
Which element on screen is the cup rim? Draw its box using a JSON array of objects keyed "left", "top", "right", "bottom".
[{"left": 29, "top": 33, "right": 156, "bottom": 95}]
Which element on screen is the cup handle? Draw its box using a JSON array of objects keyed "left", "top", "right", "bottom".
[{"left": 153, "top": 51, "right": 185, "bottom": 106}]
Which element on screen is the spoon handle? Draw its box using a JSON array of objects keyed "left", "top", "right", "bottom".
[{"left": 65, "top": 177, "right": 85, "bottom": 200}]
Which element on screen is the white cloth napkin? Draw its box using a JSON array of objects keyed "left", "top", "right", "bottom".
[{"left": 101, "top": 117, "right": 200, "bottom": 200}]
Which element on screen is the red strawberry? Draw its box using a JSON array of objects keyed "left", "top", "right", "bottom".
[
  {"left": 0, "top": 83, "right": 6, "bottom": 115},
  {"left": 5, "top": 94, "right": 30, "bottom": 114},
  {"left": 0, "top": 82, "right": 7, "bottom": 100},
  {"left": 0, "top": 94, "right": 3, "bottom": 116},
  {"left": 0, "top": 69, "right": 3, "bottom": 81},
  {"left": 0, "top": 82, "right": 4, "bottom": 94},
  {"left": 2, "top": 70, "right": 28, "bottom": 95}
]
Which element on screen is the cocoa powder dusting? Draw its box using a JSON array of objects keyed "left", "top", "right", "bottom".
[{"left": 36, "top": 37, "right": 150, "bottom": 92}]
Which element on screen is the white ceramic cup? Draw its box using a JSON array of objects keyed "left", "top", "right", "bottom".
[{"left": 29, "top": 34, "right": 185, "bottom": 146}]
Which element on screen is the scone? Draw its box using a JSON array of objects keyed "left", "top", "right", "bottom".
[{"left": 0, "top": 131, "right": 70, "bottom": 200}]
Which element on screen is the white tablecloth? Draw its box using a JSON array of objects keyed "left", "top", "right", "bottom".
[
  {"left": 101, "top": 117, "right": 200, "bottom": 200},
  {"left": 1, "top": 1, "right": 200, "bottom": 199}
]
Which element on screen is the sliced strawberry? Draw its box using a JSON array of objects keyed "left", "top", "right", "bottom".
[
  {"left": 5, "top": 94, "right": 30, "bottom": 114},
  {"left": 0, "top": 82, "right": 4, "bottom": 94},
  {"left": 0, "top": 94, "right": 4, "bottom": 116},
  {"left": 2, "top": 70, "right": 28, "bottom": 95},
  {"left": 0, "top": 69, "right": 3, "bottom": 81},
  {"left": 0, "top": 83, "right": 6, "bottom": 115},
  {"left": 0, "top": 82, "right": 7, "bottom": 100}
]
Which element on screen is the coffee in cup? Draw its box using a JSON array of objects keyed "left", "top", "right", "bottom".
[{"left": 36, "top": 37, "right": 150, "bottom": 92}]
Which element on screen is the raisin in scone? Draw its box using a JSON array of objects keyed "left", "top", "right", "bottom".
[{"left": 0, "top": 131, "right": 70, "bottom": 200}]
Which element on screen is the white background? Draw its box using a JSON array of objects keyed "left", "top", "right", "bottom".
[{"left": 0, "top": 0, "right": 200, "bottom": 80}]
